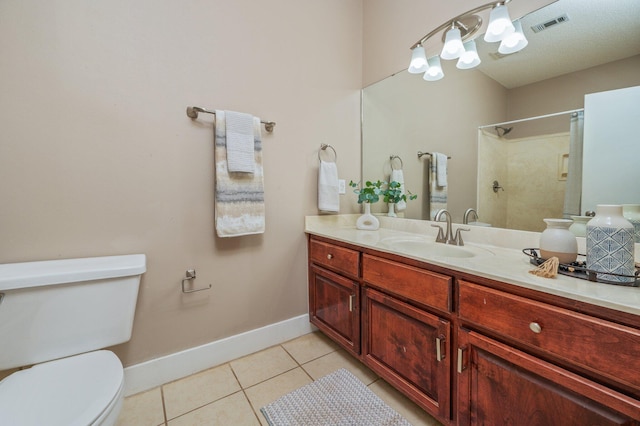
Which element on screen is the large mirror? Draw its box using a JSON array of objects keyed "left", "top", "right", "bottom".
[{"left": 362, "top": 0, "right": 640, "bottom": 232}]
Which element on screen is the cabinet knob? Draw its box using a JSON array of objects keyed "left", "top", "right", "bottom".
[
  {"left": 327, "top": 254, "right": 333, "bottom": 259},
  {"left": 529, "top": 322, "right": 542, "bottom": 334}
]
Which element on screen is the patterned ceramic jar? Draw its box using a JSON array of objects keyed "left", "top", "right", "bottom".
[
  {"left": 622, "top": 204, "right": 640, "bottom": 243},
  {"left": 586, "top": 205, "right": 635, "bottom": 283}
]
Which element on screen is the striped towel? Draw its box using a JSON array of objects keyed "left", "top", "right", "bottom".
[
  {"left": 428, "top": 154, "right": 447, "bottom": 220},
  {"left": 214, "top": 110, "right": 265, "bottom": 237}
]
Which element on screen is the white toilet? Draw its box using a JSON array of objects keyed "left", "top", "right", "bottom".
[{"left": 0, "top": 254, "right": 146, "bottom": 426}]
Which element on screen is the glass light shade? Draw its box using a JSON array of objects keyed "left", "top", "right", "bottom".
[
  {"left": 408, "top": 45, "right": 428, "bottom": 73},
  {"left": 484, "top": 4, "right": 515, "bottom": 42},
  {"left": 498, "top": 20, "right": 528, "bottom": 54},
  {"left": 423, "top": 56, "right": 444, "bottom": 81},
  {"left": 440, "top": 27, "right": 465, "bottom": 60},
  {"left": 456, "top": 40, "right": 481, "bottom": 69}
]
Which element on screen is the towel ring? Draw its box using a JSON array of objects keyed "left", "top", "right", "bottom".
[
  {"left": 318, "top": 144, "right": 337, "bottom": 162},
  {"left": 390, "top": 155, "right": 403, "bottom": 170}
]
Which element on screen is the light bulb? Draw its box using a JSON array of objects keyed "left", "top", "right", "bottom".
[
  {"left": 499, "top": 20, "right": 528, "bottom": 54},
  {"left": 457, "top": 40, "right": 481, "bottom": 69},
  {"left": 408, "top": 45, "right": 428, "bottom": 73},
  {"left": 423, "top": 56, "right": 444, "bottom": 81},
  {"left": 484, "top": 4, "right": 515, "bottom": 42},
  {"left": 440, "top": 27, "right": 465, "bottom": 60}
]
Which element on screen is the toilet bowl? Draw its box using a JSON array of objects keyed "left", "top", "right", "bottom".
[
  {"left": 0, "top": 351, "right": 124, "bottom": 426},
  {"left": 0, "top": 254, "right": 146, "bottom": 426}
]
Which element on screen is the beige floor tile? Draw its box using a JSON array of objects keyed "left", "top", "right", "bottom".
[
  {"left": 368, "top": 379, "right": 443, "bottom": 426},
  {"left": 281, "top": 331, "right": 339, "bottom": 364},
  {"left": 244, "top": 367, "right": 313, "bottom": 426},
  {"left": 116, "top": 387, "right": 165, "bottom": 426},
  {"left": 163, "top": 363, "right": 241, "bottom": 421},
  {"left": 230, "top": 345, "right": 298, "bottom": 389},
  {"left": 302, "top": 349, "right": 378, "bottom": 385},
  {"left": 167, "top": 391, "right": 260, "bottom": 426}
]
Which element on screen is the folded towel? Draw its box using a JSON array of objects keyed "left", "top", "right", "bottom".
[
  {"left": 429, "top": 156, "right": 447, "bottom": 220},
  {"left": 214, "top": 111, "right": 265, "bottom": 237},
  {"left": 225, "top": 110, "right": 255, "bottom": 173},
  {"left": 390, "top": 168, "right": 407, "bottom": 211},
  {"left": 318, "top": 160, "right": 339, "bottom": 213},
  {"left": 435, "top": 152, "right": 448, "bottom": 187}
]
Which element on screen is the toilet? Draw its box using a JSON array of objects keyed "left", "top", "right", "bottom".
[{"left": 0, "top": 254, "right": 146, "bottom": 426}]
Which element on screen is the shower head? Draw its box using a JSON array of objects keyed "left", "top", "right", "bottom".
[{"left": 494, "top": 126, "right": 513, "bottom": 137}]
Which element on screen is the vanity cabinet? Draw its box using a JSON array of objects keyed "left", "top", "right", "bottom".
[
  {"left": 307, "top": 234, "right": 640, "bottom": 425},
  {"left": 362, "top": 253, "right": 453, "bottom": 419},
  {"left": 457, "top": 280, "right": 640, "bottom": 425},
  {"left": 308, "top": 239, "right": 361, "bottom": 355}
]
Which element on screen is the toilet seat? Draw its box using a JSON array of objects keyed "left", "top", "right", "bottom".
[{"left": 0, "top": 350, "right": 124, "bottom": 426}]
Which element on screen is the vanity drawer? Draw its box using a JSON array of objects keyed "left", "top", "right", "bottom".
[
  {"left": 310, "top": 239, "right": 360, "bottom": 278},
  {"left": 363, "top": 254, "right": 452, "bottom": 312},
  {"left": 458, "top": 280, "right": 640, "bottom": 393}
]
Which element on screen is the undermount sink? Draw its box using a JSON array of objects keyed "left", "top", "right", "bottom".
[{"left": 377, "top": 236, "right": 494, "bottom": 259}]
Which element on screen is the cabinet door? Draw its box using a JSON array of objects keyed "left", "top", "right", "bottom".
[
  {"left": 309, "top": 264, "right": 360, "bottom": 355},
  {"left": 363, "top": 287, "right": 451, "bottom": 422},
  {"left": 456, "top": 329, "right": 640, "bottom": 426}
]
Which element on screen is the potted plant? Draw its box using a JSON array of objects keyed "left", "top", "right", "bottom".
[
  {"left": 383, "top": 181, "right": 417, "bottom": 217},
  {"left": 349, "top": 180, "right": 384, "bottom": 230}
]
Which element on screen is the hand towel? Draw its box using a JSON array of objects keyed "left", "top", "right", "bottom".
[
  {"left": 428, "top": 156, "right": 447, "bottom": 220},
  {"left": 214, "top": 111, "right": 265, "bottom": 237},
  {"left": 434, "top": 152, "right": 448, "bottom": 187},
  {"left": 225, "top": 110, "right": 255, "bottom": 173},
  {"left": 318, "top": 160, "right": 339, "bottom": 213},
  {"left": 390, "top": 168, "right": 407, "bottom": 211}
]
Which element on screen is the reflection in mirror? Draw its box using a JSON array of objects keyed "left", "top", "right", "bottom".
[{"left": 362, "top": 0, "right": 640, "bottom": 230}]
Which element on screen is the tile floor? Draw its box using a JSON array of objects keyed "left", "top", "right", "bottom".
[{"left": 115, "top": 331, "right": 443, "bottom": 426}]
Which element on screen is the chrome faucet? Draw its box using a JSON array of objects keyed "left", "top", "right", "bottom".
[
  {"left": 432, "top": 209, "right": 470, "bottom": 246},
  {"left": 463, "top": 208, "right": 479, "bottom": 224}
]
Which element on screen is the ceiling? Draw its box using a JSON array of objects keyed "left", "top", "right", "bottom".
[{"left": 474, "top": 0, "right": 640, "bottom": 89}]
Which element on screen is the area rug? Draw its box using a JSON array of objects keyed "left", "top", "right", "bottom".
[{"left": 260, "top": 368, "right": 412, "bottom": 426}]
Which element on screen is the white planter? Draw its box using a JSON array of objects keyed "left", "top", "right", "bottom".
[{"left": 356, "top": 203, "right": 380, "bottom": 231}]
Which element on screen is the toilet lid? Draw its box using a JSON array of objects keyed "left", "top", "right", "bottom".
[{"left": 0, "top": 350, "right": 123, "bottom": 426}]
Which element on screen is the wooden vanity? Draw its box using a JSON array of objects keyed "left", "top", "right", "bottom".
[{"left": 307, "top": 230, "right": 640, "bottom": 425}]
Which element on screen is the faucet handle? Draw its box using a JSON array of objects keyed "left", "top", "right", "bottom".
[
  {"left": 453, "top": 227, "right": 470, "bottom": 246},
  {"left": 431, "top": 224, "right": 446, "bottom": 243}
]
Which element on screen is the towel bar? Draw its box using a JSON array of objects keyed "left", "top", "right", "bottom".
[
  {"left": 417, "top": 151, "right": 451, "bottom": 160},
  {"left": 186, "top": 106, "right": 276, "bottom": 132}
]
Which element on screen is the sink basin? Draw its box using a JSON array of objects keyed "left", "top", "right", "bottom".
[{"left": 378, "top": 236, "right": 494, "bottom": 259}]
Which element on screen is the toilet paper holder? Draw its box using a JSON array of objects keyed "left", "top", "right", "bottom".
[{"left": 181, "top": 269, "right": 212, "bottom": 293}]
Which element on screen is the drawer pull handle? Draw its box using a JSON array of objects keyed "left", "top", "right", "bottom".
[
  {"left": 457, "top": 347, "right": 467, "bottom": 373},
  {"left": 349, "top": 294, "right": 355, "bottom": 312},
  {"left": 436, "top": 337, "right": 444, "bottom": 362},
  {"left": 327, "top": 254, "right": 333, "bottom": 260},
  {"left": 529, "top": 322, "right": 542, "bottom": 334}
]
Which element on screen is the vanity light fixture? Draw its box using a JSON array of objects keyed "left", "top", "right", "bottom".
[{"left": 408, "top": 0, "right": 526, "bottom": 81}]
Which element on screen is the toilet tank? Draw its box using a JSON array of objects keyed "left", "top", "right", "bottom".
[{"left": 0, "top": 254, "right": 146, "bottom": 370}]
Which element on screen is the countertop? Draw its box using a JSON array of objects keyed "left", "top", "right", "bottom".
[{"left": 305, "top": 215, "right": 640, "bottom": 317}]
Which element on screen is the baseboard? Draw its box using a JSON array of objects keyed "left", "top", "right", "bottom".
[{"left": 123, "top": 313, "right": 314, "bottom": 396}]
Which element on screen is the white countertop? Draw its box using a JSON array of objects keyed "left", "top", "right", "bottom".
[{"left": 305, "top": 215, "right": 640, "bottom": 317}]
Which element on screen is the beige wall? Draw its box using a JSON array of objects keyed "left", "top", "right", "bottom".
[{"left": 0, "top": 0, "right": 362, "bottom": 368}]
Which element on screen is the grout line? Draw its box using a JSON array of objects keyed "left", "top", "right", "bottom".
[{"left": 159, "top": 386, "right": 168, "bottom": 426}]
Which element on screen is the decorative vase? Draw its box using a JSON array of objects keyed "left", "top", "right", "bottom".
[
  {"left": 356, "top": 203, "right": 380, "bottom": 231},
  {"left": 622, "top": 204, "right": 640, "bottom": 243},
  {"left": 586, "top": 205, "right": 635, "bottom": 283},
  {"left": 387, "top": 203, "right": 397, "bottom": 217},
  {"left": 569, "top": 216, "right": 591, "bottom": 237},
  {"left": 539, "top": 218, "right": 578, "bottom": 264}
]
